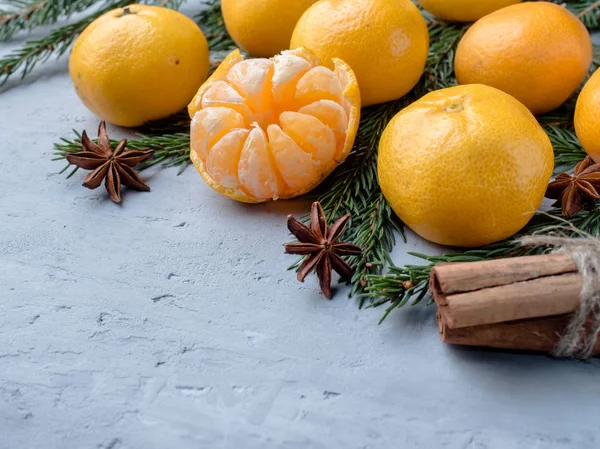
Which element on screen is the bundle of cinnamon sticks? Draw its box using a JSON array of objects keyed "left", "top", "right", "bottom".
[{"left": 431, "top": 253, "right": 600, "bottom": 354}]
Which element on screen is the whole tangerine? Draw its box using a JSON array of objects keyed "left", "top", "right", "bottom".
[
  {"left": 378, "top": 84, "right": 554, "bottom": 247},
  {"left": 70, "top": 5, "right": 209, "bottom": 127},
  {"left": 290, "top": 0, "right": 429, "bottom": 107},
  {"left": 455, "top": 2, "right": 592, "bottom": 115}
]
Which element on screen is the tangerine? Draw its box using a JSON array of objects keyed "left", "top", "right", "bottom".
[
  {"left": 187, "top": 48, "right": 361, "bottom": 203},
  {"left": 575, "top": 68, "right": 600, "bottom": 162},
  {"left": 455, "top": 2, "right": 592, "bottom": 115},
  {"left": 290, "top": 0, "right": 429, "bottom": 107},
  {"left": 221, "top": 0, "right": 316, "bottom": 57},
  {"left": 378, "top": 84, "right": 554, "bottom": 247},
  {"left": 419, "top": 0, "right": 522, "bottom": 22},
  {"left": 70, "top": 5, "right": 209, "bottom": 127}
]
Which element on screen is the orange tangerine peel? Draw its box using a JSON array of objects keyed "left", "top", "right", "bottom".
[{"left": 188, "top": 48, "right": 360, "bottom": 203}]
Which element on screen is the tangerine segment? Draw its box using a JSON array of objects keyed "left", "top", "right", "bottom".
[
  {"left": 279, "top": 111, "right": 337, "bottom": 164},
  {"left": 267, "top": 124, "right": 321, "bottom": 189},
  {"left": 238, "top": 125, "right": 284, "bottom": 199},
  {"left": 190, "top": 107, "right": 246, "bottom": 159},
  {"left": 272, "top": 52, "right": 314, "bottom": 109},
  {"left": 201, "top": 80, "right": 252, "bottom": 122},
  {"left": 188, "top": 48, "right": 361, "bottom": 203},
  {"left": 299, "top": 100, "right": 348, "bottom": 134},
  {"left": 206, "top": 129, "right": 249, "bottom": 189}
]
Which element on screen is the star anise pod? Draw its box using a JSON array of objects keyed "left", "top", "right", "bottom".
[
  {"left": 284, "top": 202, "right": 362, "bottom": 299},
  {"left": 65, "top": 121, "right": 153, "bottom": 203},
  {"left": 546, "top": 156, "right": 600, "bottom": 217}
]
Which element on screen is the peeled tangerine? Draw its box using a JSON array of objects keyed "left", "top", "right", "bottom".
[{"left": 187, "top": 48, "right": 360, "bottom": 203}]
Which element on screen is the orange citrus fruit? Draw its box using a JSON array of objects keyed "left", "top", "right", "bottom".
[
  {"left": 419, "top": 0, "right": 521, "bottom": 22},
  {"left": 70, "top": 5, "right": 209, "bottom": 127},
  {"left": 290, "top": 0, "right": 429, "bottom": 107},
  {"left": 187, "top": 48, "right": 361, "bottom": 203},
  {"left": 455, "top": 2, "right": 592, "bottom": 115},
  {"left": 378, "top": 84, "right": 554, "bottom": 248},
  {"left": 221, "top": 0, "right": 316, "bottom": 57},
  {"left": 575, "top": 68, "right": 600, "bottom": 163}
]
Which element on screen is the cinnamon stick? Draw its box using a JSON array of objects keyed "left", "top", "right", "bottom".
[
  {"left": 437, "top": 312, "right": 600, "bottom": 355},
  {"left": 431, "top": 254, "right": 577, "bottom": 294},
  {"left": 431, "top": 254, "right": 582, "bottom": 329}
]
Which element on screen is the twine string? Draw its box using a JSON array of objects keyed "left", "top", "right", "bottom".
[{"left": 518, "top": 229, "right": 600, "bottom": 359}]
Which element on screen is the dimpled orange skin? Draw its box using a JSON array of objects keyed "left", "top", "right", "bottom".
[
  {"left": 575, "top": 68, "right": 600, "bottom": 162},
  {"left": 419, "top": 0, "right": 522, "bottom": 22},
  {"left": 378, "top": 84, "right": 554, "bottom": 248},
  {"left": 69, "top": 5, "right": 209, "bottom": 127},
  {"left": 290, "top": 0, "right": 429, "bottom": 107},
  {"left": 221, "top": 0, "right": 316, "bottom": 57},
  {"left": 455, "top": 2, "right": 592, "bottom": 116}
]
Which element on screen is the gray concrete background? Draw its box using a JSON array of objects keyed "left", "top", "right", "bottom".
[{"left": 1, "top": 3, "right": 600, "bottom": 448}]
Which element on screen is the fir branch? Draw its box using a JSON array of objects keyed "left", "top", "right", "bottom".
[
  {"left": 0, "top": 0, "right": 97, "bottom": 41},
  {"left": 302, "top": 100, "right": 408, "bottom": 297},
  {"left": 346, "top": 191, "right": 403, "bottom": 302},
  {"left": 366, "top": 204, "right": 600, "bottom": 323},
  {"left": 53, "top": 130, "right": 191, "bottom": 176},
  {"left": 543, "top": 123, "right": 587, "bottom": 172},
  {"left": 317, "top": 101, "right": 404, "bottom": 219},
  {"left": 422, "top": 21, "right": 466, "bottom": 92},
  {"left": 140, "top": 109, "right": 191, "bottom": 135},
  {"left": 569, "top": 0, "right": 600, "bottom": 29},
  {"left": 195, "top": 0, "right": 235, "bottom": 53},
  {"left": 592, "top": 42, "right": 600, "bottom": 72},
  {"left": 0, "top": 0, "right": 184, "bottom": 86}
]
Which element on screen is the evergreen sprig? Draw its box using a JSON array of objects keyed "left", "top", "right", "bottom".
[
  {"left": 307, "top": 100, "right": 407, "bottom": 298},
  {"left": 364, "top": 203, "right": 600, "bottom": 323},
  {"left": 566, "top": 0, "right": 600, "bottom": 28},
  {"left": 53, "top": 130, "right": 191, "bottom": 177},
  {"left": 422, "top": 21, "right": 466, "bottom": 91},
  {"left": 0, "top": 0, "right": 96, "bottom": 41},
  {"left": 544, "top": 123, "right": 588, "bottom": 172},
  {"left": 195, "top": 0, "right": 235, "bottom": 54}
]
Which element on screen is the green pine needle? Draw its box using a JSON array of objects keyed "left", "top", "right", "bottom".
[
  {"left": 561, "top": 0, "right": 600, "bottom": 28},
  {"left": 53, "top": 130, "right": 191, "bottom": 176},
  {"left": 544, "top": 124, "right": 588, "bottom": 172},
  {"left": 0, "top": 0, "right": 97, "bottom": 41},
  {"left": 195, "top": 0, "right": 236, "bottom": 53},
  {"left": 364, "top": 203, "right": 600, "bottom": 323}
]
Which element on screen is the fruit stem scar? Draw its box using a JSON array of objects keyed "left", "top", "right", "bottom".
[
  {"left": 445, "top": 102, "right": 464, "bottom": 112},
  {"left": 117, "top": 7, "right": 137, "bottom": 17}
]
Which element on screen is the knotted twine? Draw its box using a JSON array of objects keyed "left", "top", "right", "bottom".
[{"left": 518, "top": 227, "right": 600, "bottom": 359}]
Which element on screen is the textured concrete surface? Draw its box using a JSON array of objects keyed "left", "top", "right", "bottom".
[{"left": 2, "top": 6, "right": 600, "bottom": 449}]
